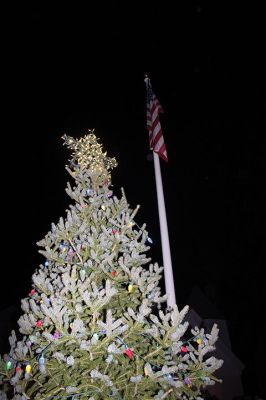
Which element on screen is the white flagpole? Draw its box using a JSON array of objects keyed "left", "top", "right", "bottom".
[{"left": 153, "top": 152, "right": 176, "bottom": 307}]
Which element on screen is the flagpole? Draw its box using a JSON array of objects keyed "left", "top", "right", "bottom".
[{"left": 153, "top": 152, "right": 176, "bottom": 307}]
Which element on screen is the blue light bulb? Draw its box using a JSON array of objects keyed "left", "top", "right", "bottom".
[
  {"left": 167, "top": 374, "right": 173, "bottom": 382},
  {"left": 38, "top": 355, "right": 45, "bottom": 366}
]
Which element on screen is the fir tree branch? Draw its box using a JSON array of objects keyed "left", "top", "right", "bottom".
[
  {"left": 134, "top": 354, "right": 139, "bottom": 396},
  {"left": 160, "top": 388, "right": 173, "bottom": 399},
  {"left": 143, "top": 346, "right": 162, "bottom": 360},
  {"left": 67, "top": 237, "right": 83, "bottom": 264}
]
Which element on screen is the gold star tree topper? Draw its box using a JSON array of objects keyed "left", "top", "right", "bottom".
[{"left": 62, "top": 130, "right": 117, "bottom": 188}]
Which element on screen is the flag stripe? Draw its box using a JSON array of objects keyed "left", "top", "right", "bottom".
[{"left": 145, "top": 77, "right": 168, "bottom": 162}]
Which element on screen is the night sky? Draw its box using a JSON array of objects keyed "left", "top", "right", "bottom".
[{"left": 1, "top": 3, "right": 265, "bottom": 397}]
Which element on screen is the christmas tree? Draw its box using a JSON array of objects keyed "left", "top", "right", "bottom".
[{"left": 0, "top": 132, "right": 223, "bottom": 399}]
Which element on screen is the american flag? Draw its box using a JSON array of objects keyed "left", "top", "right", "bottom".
[{"left": 145, "top": 75, "right": 168, "bottom": 162}]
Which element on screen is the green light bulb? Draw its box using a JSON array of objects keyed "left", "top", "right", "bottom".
[{"left": 6, "top": 361, "right": 12, "bottom": 370}]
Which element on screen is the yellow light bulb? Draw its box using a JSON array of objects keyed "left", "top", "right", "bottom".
[
  {"left": 196, "top": 338, "right": 202, "bottom": 345},
  {"left": 128, "top": 284, "right": 133, "bottom": 293},
  {"left": 25, "top": 364, "right": 31, "bottom": 373}
]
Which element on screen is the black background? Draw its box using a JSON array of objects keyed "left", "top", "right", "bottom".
[{"left": 1, "top": 3, "right": 265, "bottom": 397}]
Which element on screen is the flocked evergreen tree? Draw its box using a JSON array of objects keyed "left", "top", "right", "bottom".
[{"left": 0, "top": 132, "right": 223, "bottom": 399}]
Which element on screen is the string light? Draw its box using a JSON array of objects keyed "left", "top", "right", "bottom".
[
  {"left": 62, "top": 132, "right": 117, "bottom": 187},
  {"left": 4, "top": 295, "right": 206, "bottom": 392},
  {"left": 7, "top": 328, "right": 207, "bottom": 395},
  {"left": 10, "top": 304, "right": 204, "bottom": 382}
]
